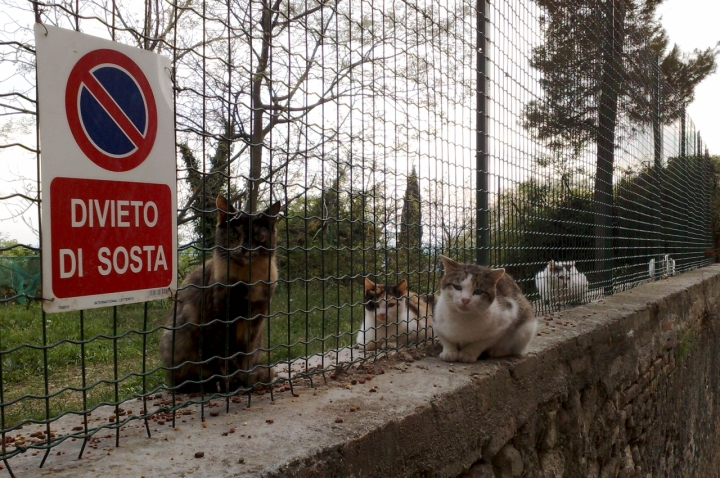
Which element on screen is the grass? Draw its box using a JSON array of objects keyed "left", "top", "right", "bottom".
[
  {"left": 267, "top": 279, "right": 361, "bottom": 364},
  {"left": 0, "top": 301, "right": 168, "bottom": 429},
  {"left": 0, "top": 281, "right": 365, "bottom": 429}
]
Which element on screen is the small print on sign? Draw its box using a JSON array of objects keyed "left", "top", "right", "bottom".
[{"left": 50, "top": 178, "right": 173, "bottom": 298}]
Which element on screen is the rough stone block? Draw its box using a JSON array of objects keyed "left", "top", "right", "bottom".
[
  {"left": 492, "top": 444, "right": 524, "bottom": 478},
  {"left": 464, "top": 462, "right": 494, "bottom": 478},
  {"left": 539, "top": 450, "right": 565, "bottom": 478}
]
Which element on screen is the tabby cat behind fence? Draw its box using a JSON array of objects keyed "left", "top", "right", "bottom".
[
  {"left": 160, "top": 195, "right": 281, "bottom": 392},
  {"left": 433, "top": 255, "right": 536, "bottom": 363},
  {"left": 357, "top": 278, "right": 434, "bottom": 351}
]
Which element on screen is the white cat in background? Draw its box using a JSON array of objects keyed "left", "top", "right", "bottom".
[{"left": 535, "top": 260, "right": 589, "bottom": 305}]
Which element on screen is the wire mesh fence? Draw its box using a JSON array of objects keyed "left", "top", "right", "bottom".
[{"left": 0, "top": 0, "right": 715, "bottom": 471}]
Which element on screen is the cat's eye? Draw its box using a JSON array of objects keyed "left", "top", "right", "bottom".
[
  {"left": 473, "top": 289, "right": 483, "bottom": 295},
  {"left": 388, "top": 303, "right": 396, "bottom": 308},
  {"left": 453, "top": 284, "right": 462, "bottom": 290},
  {"left": 229, "top": 231, "right": 240, "bottom": 240}
]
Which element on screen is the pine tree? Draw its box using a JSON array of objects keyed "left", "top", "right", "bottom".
[
  {"left": 397, "top": 166, "right": 423, "bottom": 272},
  {"left": 524, "top": 0, "right": 717, "bottom": 284}
]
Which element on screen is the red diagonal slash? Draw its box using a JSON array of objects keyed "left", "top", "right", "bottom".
[
  {"left": 65, "top": 49, "right": 158, "bottom": 172},
  {"left": 79, "top": 69, "right": 145, "bottom": 148}
]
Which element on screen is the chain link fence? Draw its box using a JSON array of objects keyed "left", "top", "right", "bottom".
[{"left": 0, "top": 0, "right": 715, "bottom": 472}]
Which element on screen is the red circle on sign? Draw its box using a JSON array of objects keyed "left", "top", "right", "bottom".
[{"left": 65, "top": 49, "right": 158, "bottom": 172}]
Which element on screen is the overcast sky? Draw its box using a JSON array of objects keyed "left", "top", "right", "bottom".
[
  {"left": 1, "top": 0, "right": 718, "bottom": 247},
  {"left": 657, "top": 0, "right": 720, "bottom": 153}
]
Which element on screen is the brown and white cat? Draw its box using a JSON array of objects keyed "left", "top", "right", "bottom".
[
  {"left": 433, "top": 255, "right": 536, "bottom": 363},
  {"left": 357, "top": 278, "right": 433, "bottom": 350},
  {"left": 160, "top": 195, "right": 281, "bottom": 392}
]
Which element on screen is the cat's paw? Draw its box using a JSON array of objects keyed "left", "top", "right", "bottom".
[
  {"left": 439, "top": 349, "right": 459, "bottom": 362},
  {"left": 457, "top": 350, "right": 479, "bottom": 363}
]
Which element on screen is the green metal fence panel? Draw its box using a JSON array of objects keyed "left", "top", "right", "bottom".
[
  {"left": 0, "top": 0, "right": 715, "bottom": 473},
  {"left": 0, "top": 257, "right": 40, "bottom": 305}
]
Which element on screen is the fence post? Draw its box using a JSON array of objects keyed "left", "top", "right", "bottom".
[
  {"left": 680, "top": 105, "right": 688, "bottom": 265},
  {"left": 652, "top": 55, "right": 662, "bottom": 270},
  {"left": 476, "top": 0, "right": 489, "bottom": 266},
  {"left": 680, "top": 105, "right": 686, "bottom": 158}
]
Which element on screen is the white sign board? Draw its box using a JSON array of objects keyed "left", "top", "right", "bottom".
[{"left": 35, "top": 24, "right": 177, "bottom": 313}]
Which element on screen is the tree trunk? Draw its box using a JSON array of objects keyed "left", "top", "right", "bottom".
[
  {"left": 247, "top": 1, "right": 274, "bottom": 213},
  {"left": 593, "top": 0, "right": 625, "bottom": 290}
]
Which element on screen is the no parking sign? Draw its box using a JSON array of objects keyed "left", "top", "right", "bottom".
[
  {"left": 35, "top": 25, "right": 177, "bottom": 313},
  {"left": 65, "top": 49, "right": 158, "bottom": 172}
]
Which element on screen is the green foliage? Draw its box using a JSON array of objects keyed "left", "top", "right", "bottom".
[
  {"left": 397, "top": 166, "right": 423, "bottom": 254},
  {"left": 526, "top": 0, "right": 718, "bottom": 159},
  {"left": 0, "top": 234, "right": 40, "bottom": 304},
  {"left": 493, "top": 177, "right": 595, "bottom": 292},
  {"left": 676, "top": 328, "right": 698, "bottom": 361},
  {"left": 277, "top": 178, "right": 385, "bottom": 285},
  {"left": 394, "top": 166, "right": 427, "bottom": 283},
  {"left": 0, "top": 234, "right": 35, "bottom": 257},
  {"left": 0, "top": 256, "right": 40, "bottom": 305},
  {"left": 495, "top": 153, "right": 714, "bottom": 294},
  {"left": 179, "top": 120, "right": 242, "bottom": 251}
]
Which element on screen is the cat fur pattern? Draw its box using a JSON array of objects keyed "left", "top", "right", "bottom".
[
  {"left": 160, "top": 195, "right": 280, "bottom": 392},
  {"left": 433, "top": 255, "right": 537, "bottom": 363},
  {"left": 357, "top": 278, "right": 433, "bottom": 350}
]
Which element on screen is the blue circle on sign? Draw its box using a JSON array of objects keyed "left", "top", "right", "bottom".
[{"left": 79, "top": 66, "right": 147, "bottom": 157}]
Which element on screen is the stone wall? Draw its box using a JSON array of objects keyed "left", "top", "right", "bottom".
[
  {"left": 12, "top": 265, "right": 720, "bottom": 478},
  {"left": 457, "top": 267, "right": 720, "bottom": 478}
]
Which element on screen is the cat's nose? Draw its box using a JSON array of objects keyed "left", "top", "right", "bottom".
[
  {"left": 377, "top": 312, "right": 386, "bottom": 320},
  {"left": 461, "top": 298, "right": 470, "bottom": 305}
]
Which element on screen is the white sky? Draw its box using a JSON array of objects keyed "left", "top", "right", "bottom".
[{"left": 657, "top": 0, "right": 720, "bottom": 153}]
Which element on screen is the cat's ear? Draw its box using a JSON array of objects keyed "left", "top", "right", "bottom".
[
  {"left": 364, "top": 277, "right": 376, "bottom": 292},
  {"left": 263, "top": 201, "right": 282, "bottom": 220},
  {"left": 439, "top": 255, "right": 461, "bottom": 273},
  {"left": 216, "top": 195, "right": 236, "bottom": 224},
  {"left": 397, "top": 280, "right": 408, "bottom": 295},
  {"left": 489, "top": 268, "right": 505, "bottom": 285},
  {"left": 548, "top": 260, "right": 556, "bottom": 272}
]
